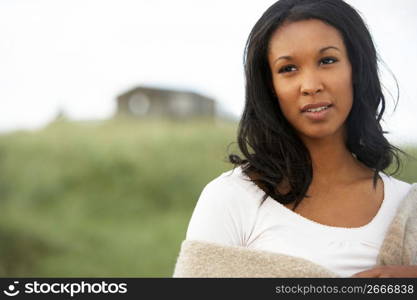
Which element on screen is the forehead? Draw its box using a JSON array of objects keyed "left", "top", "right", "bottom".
[{"left": 268, "top": 19, "right": 346, "bottom": 58}]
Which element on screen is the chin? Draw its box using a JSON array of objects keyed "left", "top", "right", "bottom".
[{"left": 298, "top": 127, "right": 341, "bottom": 141}]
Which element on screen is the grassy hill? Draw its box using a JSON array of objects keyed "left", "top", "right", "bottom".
[{"left": 0, "top": 118, "right": 415, "bottom": 276}]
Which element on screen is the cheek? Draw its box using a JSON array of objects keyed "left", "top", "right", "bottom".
[
  {"left": 273, "top": 80, "right": 298, "bottom": 116},
  {"left": 336, "top": 65, "right": 353, "bottom": 97},
  {"left": 333, "top": 72, "right": 353, "bottom": 111}
]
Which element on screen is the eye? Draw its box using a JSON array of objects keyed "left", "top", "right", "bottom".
[
  {"left": 278, "top": 65, "right": 297, "bottom": 74},
  {"left": 320, "top": 57, "right": 338, "bottom": 65}
]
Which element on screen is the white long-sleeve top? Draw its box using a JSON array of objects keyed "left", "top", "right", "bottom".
[{"left": 185, "top": 166, "right": 412, "bottom": 277}]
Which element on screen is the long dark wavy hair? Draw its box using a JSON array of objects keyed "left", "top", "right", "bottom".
[{"left": 228, "top": 0, "right": 406, "bottom": 210}]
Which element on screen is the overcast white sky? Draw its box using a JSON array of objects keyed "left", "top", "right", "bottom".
[{"left": 1, "top": 0, "right": 416, "bottom": 144}]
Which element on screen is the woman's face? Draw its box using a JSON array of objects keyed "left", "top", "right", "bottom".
[{"left": 268, "top": 19, "right": 353, "bottom": 141}]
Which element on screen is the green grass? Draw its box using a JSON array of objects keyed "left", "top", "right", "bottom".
[
  {"left": 0, "top": 117, "right": 416, "bottom": 277},
  {"left": 0, "top": 118, "right": 239, "bottom": 277}
]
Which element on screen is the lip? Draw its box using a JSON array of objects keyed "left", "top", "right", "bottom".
[
  {"left": 302, "top": 105, "right": 332, "bottom": 121},
  {"left": 301, "top": 102, "right": 332, "bottom": 112}
]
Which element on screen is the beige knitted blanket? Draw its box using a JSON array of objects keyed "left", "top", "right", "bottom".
[{"left": 173, "top": 184, "right": 417, "bottom": 278}]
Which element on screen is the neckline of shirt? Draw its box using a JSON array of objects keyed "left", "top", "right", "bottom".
[{"left": 233, "top": 165, "right": 390, "bottom": 233}]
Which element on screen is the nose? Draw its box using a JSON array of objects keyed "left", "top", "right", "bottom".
[{"left": 300, "top": 71, "right": 324, "bottom": 96}]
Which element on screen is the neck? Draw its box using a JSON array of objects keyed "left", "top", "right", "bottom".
[{"left": 300, "top": 130, "right": 372, "bottom": 186}]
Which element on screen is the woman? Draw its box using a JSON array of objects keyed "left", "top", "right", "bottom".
[{"left": 174, "top": 0, "right": 417, "bottom": 278}]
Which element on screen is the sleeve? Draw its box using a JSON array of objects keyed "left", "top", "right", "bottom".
[{"left": 185, "top": 176, "right": 255, "bottom": 247}]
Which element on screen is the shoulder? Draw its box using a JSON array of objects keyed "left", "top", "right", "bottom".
[
  {"left": 382, "top": 173, "right": 413, "bottom": 198},
  {"left": 202, "top": 166, "right": 266, "bottom": 204},
  {"left": 381, "top": 173, "right": 417, "bottom": 216},
  {"left": 185, "top": 165, "right": 266, "bottom": 246},
  {"left": 194, "top": 165, "right": 266, "bottom": 216}
]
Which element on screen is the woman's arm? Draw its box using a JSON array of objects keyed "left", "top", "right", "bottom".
[{"left": 351, "top": 266, "right": 417, "bottom": 278}]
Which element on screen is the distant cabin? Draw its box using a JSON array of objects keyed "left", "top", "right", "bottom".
[{"left": 116, "top": 86, "right": 216, "bottom": 120}]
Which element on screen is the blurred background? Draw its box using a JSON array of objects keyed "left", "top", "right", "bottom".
[{"left": 0, "top": 0, "right": 416, "bottom": 277}]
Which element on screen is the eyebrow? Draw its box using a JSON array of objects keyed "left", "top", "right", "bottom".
[{"left": 273, "top": 46, "right": 341, "bottom": 64}]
